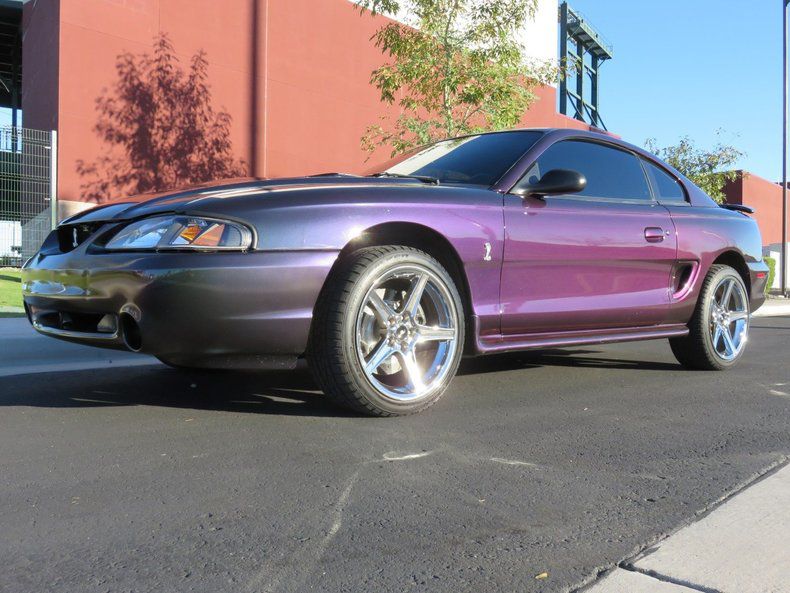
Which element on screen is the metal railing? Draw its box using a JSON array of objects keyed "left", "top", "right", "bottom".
[
  {"left": 0, "top": 126, "right": 57, "bottom": 267},
  {"left": 564, "top": 5, "right": 614, "bottom": 59}
]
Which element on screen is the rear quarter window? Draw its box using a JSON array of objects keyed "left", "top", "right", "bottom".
[{"left": 643, "top": 160, "right": 688, "bottom": 203}]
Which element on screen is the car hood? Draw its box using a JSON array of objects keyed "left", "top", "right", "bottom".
[{"left": 61, "top": 175, "right": 429, "bottom": 224}]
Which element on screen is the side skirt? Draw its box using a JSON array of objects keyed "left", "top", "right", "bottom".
[{"left": 475, "top": 323, "right": 689, "bottom": 355}]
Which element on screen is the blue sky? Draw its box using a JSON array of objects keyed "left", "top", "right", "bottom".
[
  {"left": 0, "top": 108, "right": 19, "bottom": 128},
  {"left": 567, "top": 0, "right": 782, "bottom": 182}
]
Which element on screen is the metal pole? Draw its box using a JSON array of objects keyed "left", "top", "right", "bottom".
[
  {"left": 783, "top": 0, "right": 789, "bottom": 296},
  {"left": 591, "top": 55, "right": 599, "bottom": 127},
  {"left": 50, "top": 130, "right": 58, "bottom": 229},
  {"left": 575, "top": 40, "right": 584, "bottom": 121},
  {"left": 559, "top": 2, "right": 568, "bottom": 117}
]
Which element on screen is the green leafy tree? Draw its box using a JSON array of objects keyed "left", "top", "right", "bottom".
[
  {"left": 356, "top": 0, "right": 556, "bottom": 156},
  {"left": 644, "top": 135, "right": 744, "bottom": 204}
]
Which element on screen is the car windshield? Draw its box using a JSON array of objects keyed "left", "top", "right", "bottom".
[{"left": 364, "top": 131, "right": 544, "bottom": 186}]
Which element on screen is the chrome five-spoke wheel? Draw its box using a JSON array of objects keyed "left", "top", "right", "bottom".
[
  {"left": 310, "top": 245, "right": 465, "bottom": 416},
  {"left": 670, "top": 264, "right": 751, "bottom": 370},
  {"left": 708, "top": 275, "right": 749, "bottom": 361},
  {"left": 355, "top": 266, "right": 459, "bottom": 401}
]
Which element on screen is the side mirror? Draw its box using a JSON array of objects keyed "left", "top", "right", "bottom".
[{"left": 512, "top": 169, "right": 587, "bottom": 198}]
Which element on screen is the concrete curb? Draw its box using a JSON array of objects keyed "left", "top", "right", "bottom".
[
  {"left": 753, "top": 299, "right": 790, "bottom": 318},
  {"left": 584, "top": 568, "right": 697, "bottom": 592},
  {"left": 0, "top": 358, "right": 159, "bottom": 378},
  {"left": 582, "top": 461, "right": 790, "bottom": 593},
  {"left": 627, "top": 462, "right": 790, "bottom": 593}
]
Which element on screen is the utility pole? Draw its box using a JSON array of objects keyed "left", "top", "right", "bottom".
[{"left": 783, "top": 0, "right": 789, "bottom": 296}]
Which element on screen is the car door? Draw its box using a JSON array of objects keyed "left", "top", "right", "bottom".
[{"left": 500, "top": 139, "right": 678, "bottom": 335}]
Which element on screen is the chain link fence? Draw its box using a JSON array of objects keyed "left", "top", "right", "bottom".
[{"left": 0, "top": 126, "right": 57, "bottom": 266}]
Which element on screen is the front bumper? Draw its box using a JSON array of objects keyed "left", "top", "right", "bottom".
[{"left": 22, "top": 248, "right": 338, "bottom": 369}]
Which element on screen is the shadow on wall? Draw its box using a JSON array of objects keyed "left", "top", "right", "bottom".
[{"left": 77, "top": 34, "right": 247, "bottom": 204}]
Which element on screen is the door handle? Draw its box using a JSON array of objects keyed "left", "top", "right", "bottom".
[{"left": 644, "top": 227, "right": 666, "bottom": 243}]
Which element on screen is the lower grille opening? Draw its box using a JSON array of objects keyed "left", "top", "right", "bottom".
[{"left": 32, "top": 308, "right": 118, "bottom": 335}]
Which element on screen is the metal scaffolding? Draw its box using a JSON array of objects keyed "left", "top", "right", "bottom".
[
  {"left": 0, "top": 126, "right": 57, "bottom": 266},
  {"left": 559, "top": 2, "right": 614, "bottom": 130}
]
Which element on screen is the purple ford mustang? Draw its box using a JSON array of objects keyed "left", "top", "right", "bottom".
[{"left": 22, "top": 129, "right": 769, "bottom": 416}]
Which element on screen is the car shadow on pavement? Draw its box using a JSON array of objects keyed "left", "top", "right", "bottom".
[
  {"left": 0, "top": 348, "right": 684, "bottom": 417},
  {"left": 459, "top": 349, "right": 683, "bottom": 375},
  {"left": 0, "top": 366, "right": 353, "bottom": 417}
]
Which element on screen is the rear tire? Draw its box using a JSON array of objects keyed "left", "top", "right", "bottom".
[
  {"left": 309, "top": 246, "right": 465, "bottom": 416},
  {"left": 670, "top": 264, "right": 750, "bottom": 370}
]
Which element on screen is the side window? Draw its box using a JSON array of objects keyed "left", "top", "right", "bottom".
[
  {"left": 644, "top": 160, "right": 687, "bottom": 203},
  {"left": 516, "top": 140, "right": 652, "bottom": 201}
]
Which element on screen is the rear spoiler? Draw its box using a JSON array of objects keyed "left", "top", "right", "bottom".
[{"left": 720, "top": 203, "right": 755, "bottom": 214}]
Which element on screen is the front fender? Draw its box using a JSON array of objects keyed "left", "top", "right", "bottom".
[{"left": 227, "top": 187, "right": 506, "bottom": 337}]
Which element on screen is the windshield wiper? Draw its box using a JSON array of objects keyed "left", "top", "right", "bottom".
[
  {"left": 370, "top": 172, "right": 440, "bottom": 185},
  {"left": 308, "top": 172, "right": 361, "bottom": 177}
]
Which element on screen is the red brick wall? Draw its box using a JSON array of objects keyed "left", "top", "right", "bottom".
[
  {"left": 724, "top": 171, "right": 788, "bottom": 247},
  {"left": 23, "top": 0, "right": 591, "bottom": 203}
]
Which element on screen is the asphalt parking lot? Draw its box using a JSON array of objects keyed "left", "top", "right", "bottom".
[{"left": 1, "top": 316, "right": 789, "bottom": 593}]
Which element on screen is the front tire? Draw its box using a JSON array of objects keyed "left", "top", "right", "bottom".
[
  {"left": 309, "top": 246, "right": 465, "bottom": 416},
  {"left": 670, "top": 264, "right": 750, "bottom": 370}
]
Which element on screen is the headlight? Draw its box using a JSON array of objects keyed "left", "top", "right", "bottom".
[{"left": 105, "top": 215, "right": 253, "bottom": 251}]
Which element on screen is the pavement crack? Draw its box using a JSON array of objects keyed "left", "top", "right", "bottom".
[
  {"left": 325, "top": 470, "right": 359, "bottom": 540},
  {"left": 490, "top": 457, "right": 538, "bottom": 467},
  {"left": 381, "top": 450, "right": 434, "bottom": 461},
  {"left": 619, "top": 564, "right": 722, "bottom": 593},
  {"left": 244, "top": 469, "right": 361, "bottom": 593}
]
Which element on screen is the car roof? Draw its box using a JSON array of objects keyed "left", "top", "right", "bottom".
[
  {"left": 419, "top": 128, "right": 703, "bottom": 201},
  {"left": 454, "top": 127, "right": 663, "bottom": 166},
  {"left": 470, "top": 126, "right": 622, "bottom": 144},
  {"left": 482, "top": 128, "right": 717, "bottom": 207},
  {"left": 448, "top": 127, "right": 642, "bottom": 153}
]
